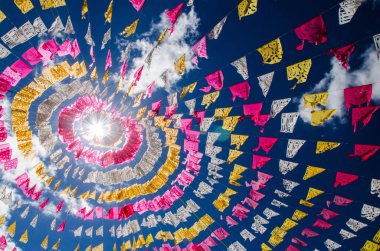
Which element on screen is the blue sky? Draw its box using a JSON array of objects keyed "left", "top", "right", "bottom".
[{"left": 0, "top": 0, "right": 380, "bottom": 250}]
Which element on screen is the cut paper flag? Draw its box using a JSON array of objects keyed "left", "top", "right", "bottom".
[
  {"left": 294, "top": 15, "right": 327, "bottom": 50},
  {"left": 257, "top": 38, "right": 283, "bottom": 64}
]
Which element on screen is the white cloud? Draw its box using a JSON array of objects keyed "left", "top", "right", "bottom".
[
  {"left": 117, "top": 7, "right": 200, "bottom": 95},
  {"left": 298, "top": 46, "right": 380, "bottom": 124}
]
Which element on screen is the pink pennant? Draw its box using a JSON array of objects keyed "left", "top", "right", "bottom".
[
  {"left": 3, "top": 67, "right": 21, "bottom": 86},
  {"left": 84, "top": 209, "right": 95, "bottom": 220},
  {"left": 129, "top": 0, "right": 145, "bottom": 11},
  {"left": 332, "top": 195, "right": 352, "bottom": 206},
  {"left": 191, "top": 56, "right": 199, "bottom": 66},
  {"left": 252, "top": 154, "right": 271, "bottom": 169},
  {"left": 348, "top": 144, "right": 379, "bottom": 161},
  {"left": 3, "top": 158, "right": 17, "bottom": 171},
  {"left": 344, "top": 84, "right": 372, "bottom": 110},
  {"left": 351, "top": 106, "right": 379, "bottom": 132},
  {"left": 317, "top": 208, "right": 339, "bottom": 220},
  {"left": 89, "top": 46, "right": 95, "bottom": 69},
  {"left": 291, "top": 238, "right": 307, "bottom": 247},
  {"left": 22, "top": 47, "right": 43, "bottom": 66},
  {"left": 180, "top": 118, "right": 193, "bottom": 132},
  {"left": 134, "top": 65, "right": 144, "bottom": 83},
  {"left": 120, "top": 60, "right": 128, "bottom": 80},
  {"left": 165, "top": 3, "right": 184, "bottom": 34},
  {"left": 194, "top": 110, "right": 205, "bottom": 125},
  {"left": 56, "top": 201, "right": 64, "bottom": 212},
  {"left": 95, "top": 207, "right": 104, "bottom": 218},
  {"left": 294, "top": 15, "right": 327, "bottom": 50},
  {"left": 250, "top": 189, "right": 265, "bottom": 202},
  {"left": 41, "top": 39, "right": 59, "bottom": 59},
  {"left": 0, "top": 143, "right": 11, "bottom": 162},
  {"left": 76, "top": 207, "right": 86, "bottom": 218},
  {"left": 301, "top": 228, "right": 319, "bottom": 238},
  {"left": 229, "top": 81, "right": 250, "bottom": 101},
  {"left": 201, "top": 236, "right": 217, "bottom": 247},
  {"left": 31, "top": 190, "right": 42, "bottom": 201},
  {"left": 105, "top": 207, "right": 119, "bottom": 220},
  {"left": 184, "top": 139, "right": 199, "bottom": 153},
  {"left": 334, "top": 172, "right": 359, "bottom": 187},
  {"left": 211, "top": 227, "right": 230, "bottom": 241},
  {"left": 185, "top": 130, "right": 200, "bottom": 142},
  {"left": 39, "top": 198, "right": 50, "bottom": 211},
  {"left": 57, "top": 221, "right": 66, "bottom": 232},
  {"left": 105, "top": 49, "right": 112, "bottom": 71},
  {"left": 201, "top": 70, "right": 224, "bottom": 92},
  {"left": 312, "top": 219, "right": 332, "bottom": 229},
  {"left": 151, "top": 99, "right": 162, "bottom": 116},
  {"left": 252, "top": 136, "right": 278, "bottom": 154},
  {"left": 118, "top": 204, "right": 134, "bottom": 220},
  {"left": 165, "top": 105, "right": 178, "bottom": 118},
  {"left": 57, "top": 39, "right": 72, "bottom": 57},
  {"left": 245, "top": 180, "right": 266, "bottom": 191},
  {"left": 241, "top": 197, "right": 259, "bottom": 210},
  {"left": 144, "top": 81, "right": 155, "bottom": 99},
  {"left": 257, "top": 171, "right": 273, "bottom": 184},
  {"left": 328, "top": 43, "right": 355, "bottom": 70},
  {"left": 226, "top": 216, "right": 238, "bottom": 227},
  {"left": 10, "top": 60, "right": 32, "bottom": 78},
  {"left": 254, "top": 114, "right": 270, "bottom": 133},
  {"left": 70, "top": 39, "right": 81, "bottom": 59},
  {"left": 192, "top": 36, "right": 208, "bottom": 59},
  {"left": 243, "top": 103, "right": 263, "bottom": 121},
  {"left": 0, "top": 235, "right": 7, "bottom": 250}
]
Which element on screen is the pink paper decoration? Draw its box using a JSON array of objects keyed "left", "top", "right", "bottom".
[
  {"left": 344, "top": 84, "right": 372, "bottom": 109},
  {"left": 294, "top": 15, "right": 327, "bottom": 50},
  {"left": 253, "top": 137, "right": 278, "bottom": 154},
  {"left": 165, "top": 3, "right": 184, "bottom": 34},
  {"left": 229, "top": 81, "right": 251, "bottom": 101}
]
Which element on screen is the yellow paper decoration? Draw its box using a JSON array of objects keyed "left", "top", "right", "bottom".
[
  {"left": 81, "top": 0, "right": 88, "bottom": 18},
  {"left": 61, "top": 185, "right": 71, "bottom": 195},
  {"left": 316, "top": 141, "right": 341, "bottom": 154},
  {"left": 257, "top": 38, "right": 283, "bottom": 64},
  {"left": 102, "top": 70, "right": 109, "bottom": 85},
  {"left": 157, "top": 28, "right": 169, "bottom": 46},
  {"left": 90, "top": 67, "right": 98, "bottom": 81},
  {"left": 133, "top": 93, "right": 144, "bottom": 107},
  {"left": 0, "top": 10, "right": 6, "bottom": 22},
  {"left": 70, "top": 186, "right": 78, "bottom": 197},
  {"left": 361, "top": 240, "right": 380, "bottom": 251},
  {"left": 122, "top": 19, "right": 139, "bottom": 37},
  {"left": 303, "top": 92, "right": 329, "bottom": 109},
  {"left": 39, "top": 0, "right": 66, "bottom": 10},
  {"left": 155, "top": 231, "right": 174, "bottom": 242},
  {"left": 230, "top": 134, "right": 248, "bottom": 150},
  {"left": 303, "top": 165, "right": 325, "bottom": 180},
  {"left": 52, "top": 238, "right": 60, "bottom": 250},
  {"left": 299, "top": 199, "right": 314, "bottom": 207},
  {"left": 222, "top": 116, "right": 240, "bottom": 131},
  {"left": 136, "top": 106, "right": 147, "bottom": 121},
  {"left": 261, "top": 243, "right": 272, "bottom": 251},
  {"left": 0, "top": 214, "right": 4, "bottom": 226},
  {"left": 74, "top": 244, "right": 80, "bottom": 251},
  {"left": 14, "top": 0, "right": 34, "bottom": 14},
  {"left": 287, "top": 58, "right": 312, "bottom": 89},
  {"left": 180, "top": 82, "right": 197, "bottom": 100},
  {"left": 291, "top": 209, "right": 308, "bottom": 221},
  {"left": 268, "top": 234, "right": 283, "bottom": 247},
  {"left": 201, "top": 91, "right": 220, "bottom": 109},
  {"left": 213, "top": 107, "right": 232, "bottom": 120},
  {"left": 305, "top": 187, "right": 324, "bottom": 201},
  {"left": 229, "top": 164, "right": 247, "bottom": 186},
  {"left": 145, "top": 234, "right": 154, "bottom": 247},
  {"left": 311, "top": 109, "right": 336, "bottom": 126},
  {"left": 45, "top": 176, "right": 54, "bottom": 186},
  {"left": 238, "top": 0, "right": 258, "bottom": 20},
  {"left": 7, "top": 221, "right": 16, "bottom": 237},
  {"left": 271, "top": 227, "right": 287, "bottom": 238},
  {"left": 41, "top": 235, "right": 48, "bottom": 249},
  {"left": 227, "top": 149, "right": 243, "bottom": 164},
  {"left": 93, "top": 243, "right": 104, "bottom": 251},
  {"left": 174, "top": 54, "right": 186, "bottom": 75},
  {"left": 104, "top": 0, "right": 113, "bottom": 23},
  {"left": 85, "top": 245, "right": 92, "bottom": 251},
  {"left": 373, "top": 229, "right": 380, "bottom": 243},
  {"left": 19, "top": 229, "right": 28, "bottom": 243},
  {"left": 281, "top": 218, "right": 298, "bottom": 231},
  {"left": 213, "top": 188, "right": 237, "bottom": 212},
  {"left": 53, "top": 180, "right": 61, "bottom": 191}
]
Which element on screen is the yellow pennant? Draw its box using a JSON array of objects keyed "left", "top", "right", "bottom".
[
  {"left": 145, "top": 234, "right": 154, "bottom": 247},
  {"left": 291, "top": 209, "right": 308, "bottom": 221},
  {"left": 372, "top": 229, "right": 380, "bottom": 243},
  {"left": 299, "top": 199, "right": 314, "bottom": 207},
  {"left": 268, "top": 234, "right": 283, "bottom": 247},
  {"left": 19, "top": 229, "right": 28, "bottom": 243},
  {"left": 102, "top": 70, "right": 109, "bottom": 85},
  {"left": 257, "top": 38, "right": 283, "bottom": 64},
  {"left": 311, "top": 109, "right": 335, "bottom": 126},
  {"left": 113, "top": 243, "right": 117, "bottom": 251},
  {"left": 222, "top": 116, "right": 240, "bottom": 131},
  {"left": 85, "top": 245, "right": 92, "bottom": 251},
  {"left": 230, "top": 134, "right": 248, "bottom": 150},
  {"left": 14, "top": 0, "right": 34, "bottom": 14},
  {"left": 214, "top": 107, "right": 232, "bottom": 120},
  {"left": 201, "top": 91, "right": 219, "bottom": 109},
  {"left": 261, "top": 243, "right": 272, "bottom": 251},
  {"left": 315, "top": 141, "right": 341, "bottom": 154},
  {"left": 227, "top": 149, "right": 243, "bottom": 164},
  {"left": 70, "top": 186, "right": 78, "bottom": 197},
  {"left": 41, "top": 235, "right": 49, "bottom": 249},
  {"left": 136, "top": 106, "right": 147, "bottom": 121},
  {"left": 174, "top": 54, "right": 186, "bottom": 75},
  {"left": 45, "top": 176, "right": 54, "bottom": 186},
  {"left": 52, "top": 238, "right": 60, "bottom": 250},
  {"left": 281, "top": 218, "right": 298, "bottom": 231},
  {"left": 122, "top": 18, "right": 139, "bottom": 37},
  {"left": 133, "top": 93, "right": 144, "bottom": 107},
  {"left": 74, "top": 244, "right": 80, "bottom": 251},
  {"left": 287, "top": 59, "right": 312, "bottom": 89},
  {"left": 90, "top": 67, "right": 98, "bottom": 81},
  {"left": 0, "top": 214, "right": 5, "bottom": 226},
  {"left": 305, "top": 187, "right": 324, "bottom": 201},
  {"left": 53, "top": 180, "right": 61, "bottom": 191},
  {"left": 61, "top": 185, "right": 71, "bottom": 195},
  {"left": 303, "top": 165, "right": 325, "bottom": 180},
  {"left": 180, "top": 82, "right": 197, "bottom": 100},
  {"left": 93, "top": 243, "right": 104, "bottom": 251},
  {"left": 157, "top": 28, "right": 169, "bottom": 46},
  {"left": 40, "top": 0, "right": 66, "bottom": 10},
  {"left": 238, "top": 0, "right": 258, "bottom": 20},
  {"left": 7, "top": 221, "right": 16, "bottom": 237},
  {"left": 0, "top": 10, "right": 6, "bottom": 22},
  {"left": 304, "top": 92, "right": 328, "bottom": 109},
  {"left": 361, "top": 241, "right": 380, "bottom": 251},
  {"left": 104, "top": 0, "right": 113, "bottom": 23},
  {"left": 82, "top": 0, "right": 88, "bottom": 18}
]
